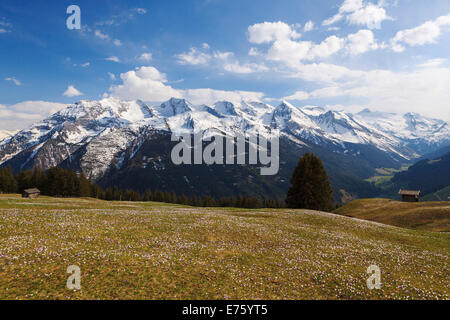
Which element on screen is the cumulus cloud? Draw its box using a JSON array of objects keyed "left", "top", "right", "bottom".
[
  {"left": 248, "top": 21, "right": 301, "bottom": 44},
  {"left": 248, "top": 22, "right": 380, "bottom": 66},
  {"left": 0, "top": 101, "right": 68, "bottom": 131},
  {"left": 347, "top": 29, "right": 379, "bottom": 55},
  {"left": 391, "top": 13, "right": 450, "bottom": 52},
  {"left": 108, "top": 66, "right": 265, "bottom": 104},
  {"left": 109, "top": 66, "right": 181, "bottom": 101},
  {"left": 63, "top": 85, "right": 83, "bottom": 97},
  {"left": 322, "top": 0, "right": 392, "bottom": 29},
  {"left": 304, "top": 21, "right": 315, "bottom": 32}
]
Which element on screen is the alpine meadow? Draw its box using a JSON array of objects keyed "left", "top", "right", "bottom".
[{"left": 0, "top": 0, "right": 449, "bottom": 307}]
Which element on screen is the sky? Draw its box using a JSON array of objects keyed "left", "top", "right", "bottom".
[{"left": 0, "top": 0, "right": 450, "bottom": 131}]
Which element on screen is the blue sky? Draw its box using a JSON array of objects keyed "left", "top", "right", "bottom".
[{"left": 1, "top": 0, "right": 450, "bottom": 130}]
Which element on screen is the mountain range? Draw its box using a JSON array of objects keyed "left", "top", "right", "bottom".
[{"left": 0, "top": 97, "right": 448, "bottom": 202}]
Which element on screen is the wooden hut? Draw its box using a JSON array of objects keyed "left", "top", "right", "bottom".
[
  {"left": 399, "top": 189, "right": 420, "bottom": 202},
  {"left": 22, "top": 188, "right": 41, "bottom": 199}
]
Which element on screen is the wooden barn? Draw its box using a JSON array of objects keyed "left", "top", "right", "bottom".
[
  {"left": 399, "top": 189, "right": 420, "bottom": 202},
  {"left": 22, "top": 188, "right": 41, "bottom": 199}
]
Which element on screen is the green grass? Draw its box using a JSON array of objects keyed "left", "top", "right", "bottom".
[
  {"left": 334, "top": 198, "right": 450, "bottom": 232},
  {"left": 0, "top": 195, "right": 448, "bottom": 300},
  {"left": 365, "top": 165, "right": 410, "bottom": 189}
]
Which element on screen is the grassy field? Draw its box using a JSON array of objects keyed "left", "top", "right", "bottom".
[
  {"left": 365, "top": 166, "right": 410, "bottom": 189},
  {"left": 0, "top": 194, "right": 448, "bottom": 300},
  {"left": 334, "top": 198, "right": 450, "bottom": 232}
]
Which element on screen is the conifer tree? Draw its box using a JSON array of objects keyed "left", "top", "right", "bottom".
[{"left": 286, "top": 153, "right": 333, "bottom": 211}]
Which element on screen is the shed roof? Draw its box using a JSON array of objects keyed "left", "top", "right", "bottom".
[
  {"left": 398, "top": 189, "right": 420, "bottom": 196},
  {"left": 24, "top": 188, "right": 40, "bottom": 194}
]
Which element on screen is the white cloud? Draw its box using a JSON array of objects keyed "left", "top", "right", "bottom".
[
  {"left": 73, "top": 62, "right": 90, "bottom": 68},
  {"left": 223, "top": 62, "right": 269, "bottom": 74},
  {"left": 94, "top": 30, "right": 109, "bottom": 40},
  {"left": 285, "top": 63, "right": 450, "bottom": 120},
  {"left": 5, "top": 77, "right": 22, "bottom": 86},
  {"left": 307, "top": 35, "right": 346, "bottom": 59},
  {"left": 175, "top": 45, "right": 267, "bottom": 74},
  {"left": 202, "top": 42, "right": 210, "bottom": 50},
  {"left": 176, "top": 47, "right": 212, "bottom": 65},
  {"left": 0, "top": 19, "right": 12, "bottom": 33},
  {"left": 248, "top": 47, "right": 261, "bottom": 56},
  {"left": 250, "top": 22, "right": 380, "bottom": 66},
  {"left": 139, "top": 52, "right": 152, "bottom": 62},
  {"left": 95, "top": 8, "right": 147, "bottom": 27},
  {"left": 248, "top": 21, "right": 301, "bottom": 44},
  {"left": 183, "top": 89, "right": 265, "bottom": 105},
  {"left": 417, "top": 58, "right": 446, "bottom": 68},
  {"left": 108, "top": 66, "right": 265, "bottom": 104},
  {"left": 283, "top": 91, "right": 310, "bottom": 100},
  {"left": 105, "top": 56, "right": 120, "bottom": 63},
  {"left": 347, "top": 29, "right": 379, "bottom": 55},
  {"left": 322, "top": 0, "right": 392, "bottom": 29},
  {"left": 63, "top": 85, "right": 83, "bottom": 97},
  {"left": 0, "top": 101, "right": 68, "bottom": 131},
  {"left": 107, "top": 72, "right": 116, "bottom": 80},
  {"left": 323, "top": 14, "right": 344, "bottom": 27},
  {"left": 347, "top": 3, "right": 391, "bottom": 29},
  {"left": 304, "top": 21, "right": 315, "bottom": 32},
  {"left": 135, "top": 8, "right": 147, "bottom": 15},
  {"left": 109, "top": 66, "right": 181, "bottom": 101},
  {"left": 94, "top": 30, "right": 122, "bottom": 47},
  {"left": 391, "top": 13, "right": 450, "bottom": 51}
]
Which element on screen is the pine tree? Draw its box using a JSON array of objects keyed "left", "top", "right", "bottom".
[
  {"left": 286, "top": 153, "right": 333, "bottom": 211},
  {"left": 79, "top": 173, "right": 92, "bottom": 197},
  {"left": 144, "top": 190, "right": 153, "bottom": 202}
]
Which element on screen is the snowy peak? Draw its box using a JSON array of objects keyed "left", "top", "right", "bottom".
[
  {"left": 0, "top": 130, "right": 16, "bottom": 140},
  {"left": 155, "top": 98, "right": 193, "bottom": 117},
  {"left": 316, "top": 110, "right": 364, "bottom": 133},
  {"left": 213, "top": 101, "right": 238, "bottom": 116},
  {"left": 1, "top": 96, "right": 449, "bottom": 181},
  {"left": 271, "top": 101, "right": 317, "bottom": 130},
  {"left": 54, "top": 98, "right": 154, "bottom": 124}
]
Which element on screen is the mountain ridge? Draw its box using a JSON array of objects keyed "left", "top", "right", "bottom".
[{"left": 0, "top": 97, "right": 448, "bottom": 201}]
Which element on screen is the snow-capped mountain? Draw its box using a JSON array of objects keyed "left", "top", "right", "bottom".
[
  {"left": 0, "top": 97, "right": 448, "bottom": 184},
  {"left": 0, "top": 130, "right": 16, "bottom": 140},
  {"left": 355, "top": 109, "right": 450, "bottom": 155}
]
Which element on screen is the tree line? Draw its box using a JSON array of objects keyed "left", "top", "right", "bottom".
[
  {"left": 0, "top": 152, "right": 334, "bottom": 211},
  {"left": 0, "top": 166, "right": 284, "bottom": 209}
]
